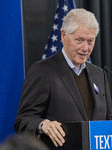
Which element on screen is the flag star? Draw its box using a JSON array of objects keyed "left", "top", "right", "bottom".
[
  {"left": 57, "top": 4, "right": 59, "bottom": 8},
  {"left": 42, "top": 54, "right": 46, "bottom": 60},
  {"left": 62, "top": 17, "right": 65, "bottom": 21},
  {"left": 45, "top": 44, "right": 48, "bottom": 50},
  {"left": 62, "top": 5, "right": 68, "bottom": 12},
  {"left": 51, "top": 34, "right": 58, "bottom": 42},
  {"left": 54, "top": 13, "right": 58, "bottom": 20},
  {"left": 60, "top": 40, "right": 63, "bottom": 43},
  {"left": 51, "top": 45, "right": 57, "bottom": 53},
  {"left": 53, "top": 24, "right": 58, "bottom": 31}
]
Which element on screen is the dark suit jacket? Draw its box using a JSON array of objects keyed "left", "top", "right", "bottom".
[{"left": 14, "top": 51, "right": 112, "bottom": 134}]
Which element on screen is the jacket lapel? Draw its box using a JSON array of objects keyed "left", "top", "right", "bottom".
[
  {"left": 54, "top": 51, "right": 88, "bottom": 121},
  {"left": 85, "top": 62, "right": 100, "bottom": 120}
]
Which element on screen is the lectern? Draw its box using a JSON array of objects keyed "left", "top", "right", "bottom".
[{"left": 40, "top": 121, "right": 112, "bottom": 150}]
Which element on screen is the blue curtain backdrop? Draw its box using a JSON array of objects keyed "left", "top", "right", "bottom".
[{"left": 0, "top": 0, "right": 24, "bottom": 142}]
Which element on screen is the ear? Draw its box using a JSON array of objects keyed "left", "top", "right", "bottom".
[{"left": 61, "top": 30, "right": 67, "bottom": 43}]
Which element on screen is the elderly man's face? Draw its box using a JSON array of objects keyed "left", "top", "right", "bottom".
[{"left": 61, "top": 26, "right": 96, "bottom": 68}]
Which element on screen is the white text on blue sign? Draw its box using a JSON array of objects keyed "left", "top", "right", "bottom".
[{"left": 94, "top": 135, "right": 112, "bottom": 149}]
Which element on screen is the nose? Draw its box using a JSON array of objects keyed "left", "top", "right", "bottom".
[{"left": 82, "top": 41, "right": 88, "bottom": 52}]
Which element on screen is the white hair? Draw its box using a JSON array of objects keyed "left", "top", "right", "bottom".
[{"left": 61, "top": 9, "right": 99, "bottom": 36}]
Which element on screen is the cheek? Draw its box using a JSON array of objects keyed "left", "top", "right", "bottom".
[
  {"left": 89, "top": 46, "right": 94, "bottom": 53},
  {"left": 69, "top": 42, "right": 81, "bottom": 50},
  {"left": 91, "top": 43, "right": 95, "bottom": 49}
]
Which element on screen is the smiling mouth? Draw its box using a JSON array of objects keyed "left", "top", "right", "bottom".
[
  {"left": 79, "top": 53, "right": 87, "bottom": 56},
  {"left": 78, "top": 53, "right": 87, "bottom": 58}
]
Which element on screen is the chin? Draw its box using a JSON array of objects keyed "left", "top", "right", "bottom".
[{"left": 79, "top": 60, "right": 86, "bottom": 64}]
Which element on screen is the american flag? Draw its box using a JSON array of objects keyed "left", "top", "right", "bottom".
[{"left": 42, "top": 0, "right": 76, "bottom": 59}]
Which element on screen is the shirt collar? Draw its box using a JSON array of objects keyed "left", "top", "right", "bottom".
[{"left": 62, "top": 48, "right": 86, "bottom": 75}]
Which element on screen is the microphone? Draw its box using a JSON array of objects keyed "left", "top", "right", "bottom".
[{"left": 103, "top": 66, "right": 112, "bottom": 74}]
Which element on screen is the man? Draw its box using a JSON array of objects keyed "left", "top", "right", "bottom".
[{"left": 14, "top": 9, "right": 112, "bottom": 148}]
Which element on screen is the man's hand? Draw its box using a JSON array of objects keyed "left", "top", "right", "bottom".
[{"left": 42, "top": 120, "right": 65, "bottom": 147}]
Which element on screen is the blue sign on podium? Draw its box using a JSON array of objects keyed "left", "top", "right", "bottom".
[{"left": 89, "top": 121, "right": 112, "bottom": 150}]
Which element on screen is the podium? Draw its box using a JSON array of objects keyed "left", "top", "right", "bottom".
[{"left": 40, "top": 121, "right": 112, "bottom": 150}]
